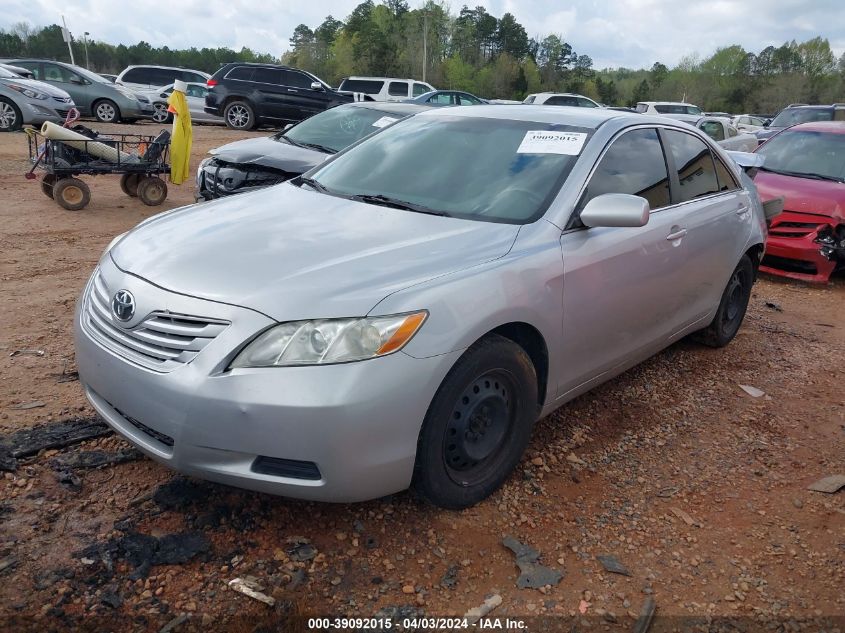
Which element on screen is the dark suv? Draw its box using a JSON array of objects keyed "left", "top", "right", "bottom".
[
  {"left": 755, "top": 104, "right": 845, "bottom": 142},
  {"left": 205, "top": 63, "right": 361, "bottom": 130}
]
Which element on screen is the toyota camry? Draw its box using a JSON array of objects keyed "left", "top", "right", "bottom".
[{"left": 75, "top": 106, "right": 767, "bottom": 509}]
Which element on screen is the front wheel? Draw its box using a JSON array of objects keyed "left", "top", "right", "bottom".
[
  {"left": 224, "top": 100, "right": 255, "bottom": 130},
  {"left": 93, "top": 99, "right": 120, "bottom": 123},
  {"left": 151, "top": 102, "right": 172, "bottom": 124},
  {"left": 412, "top": 335, "right": 538, "bottom": 509},
  {"left": 0, "top": 97, "right": 22, "bottom": 131},
  {"left": 693, "top": 254, "right": 754, "bottom": 348}
]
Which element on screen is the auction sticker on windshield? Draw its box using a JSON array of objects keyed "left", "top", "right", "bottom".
[
  {"left": 517, "top": 130, "right": 587, "bottom": 155},
  {"left": 372, "top": 116, "right": 399, "bottom": 128}
]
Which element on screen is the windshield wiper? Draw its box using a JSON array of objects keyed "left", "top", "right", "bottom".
[
  {"left": 759, "top": 166, "right": 844, "bottom": 183},
  {"left": 295, "top": 141, "right": 337, "bottom": 154},
  {"left": 348, "top": 194, "right": 450, "bottom": 217},
  {"left": 298, "top": 176, "right": 330, "bottom": 193}
]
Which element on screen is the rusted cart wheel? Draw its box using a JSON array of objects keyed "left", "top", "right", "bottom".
[
  {"left": 53, "top": 178, "right": 91, "bottom": 211},
  {"left": 137, "top": 176, "right": 168, "bottom": 206},
  {"left": 120, "top": 173, "right": 140, "bottom": 197},
  {"left": 40, "top": 174, "right": 57, "bottom": 199}
]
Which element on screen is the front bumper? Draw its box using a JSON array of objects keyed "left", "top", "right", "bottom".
[
  {"left": 119, "top": 98, "right": 156, "bottom": 120},
  {"left": 23, "top": 100, "right": 76, "bottom": 126},
  {"left": 74, "top": 257, "right": 458, "bottom": 502},
  {"left": 195, "top": 158, "right": 293, "bottom": 201},
  {"left": 760, "top": 211, "right": 840, "bottom": 283}
]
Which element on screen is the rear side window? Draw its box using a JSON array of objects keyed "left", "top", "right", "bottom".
[
  {"left": 546, "top": 96, "right": 579, "bottom": 106},
  {"left": 699, "top": 121, "right": 725, "bottom": 141},
  {"left": 429, "top": 93, "right": 453, "bottom": 105},
  {"left": 339, "top": 79, "right": 384, "bottom": 94},
  {"left": 252, "top": 68, "right": 283, "bottom": 84},
  {"left": 226, "top": 66, "right": 255, "bottom": 81},
  {"left": 713, "top": 158, "right": 739, "bottom": 191},
  {"left": 183, "top": 71, "right": 207, "bottom": 83},
  {"left": 583, "top": 128, "right": 670, "bottom": 210},
  {"left": 635, "top": 103, "right": 648, "bottom": 113},
  {"left": 459, "top": 94, "right": 481, "bottom": 105},
  {"left": 523, "top": 95, "right": 535, "bottom": 104},
  {"left": 413, "top": 83, "right": 428, "bottom": 96},
  {"left": 663, "top": 130, "right": 720, "bottom": 202},
  {"left": 121, "top": 68, "right": 151, "bottom": 84},
  {"left": 577, "top": 98, "right": 598, "bottom": 108},
  {"left": 388, "top": 81, "right": 408, "bottom": 97}
]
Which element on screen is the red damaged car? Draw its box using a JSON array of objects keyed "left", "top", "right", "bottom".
[{"left": 753, "top": 121, "right": 845, "bottom": 283}]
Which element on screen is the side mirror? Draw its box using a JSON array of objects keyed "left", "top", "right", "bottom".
[
  {"left": 70, "top": 77, "right": 85, "bottom": 85},
  {"left": 581, "top": 193, "right": 650, "bottom": 228},
  {"left": 282, "top": 123, "right": 294, "bottom": 131},
  {"left": 310, "top": 81, "right": 323, "bottom": 91}
]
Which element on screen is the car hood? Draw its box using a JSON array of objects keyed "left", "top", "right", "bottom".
[
  {"left": 209, "top": 135, "right": 326, "bottom": 173},
  {"left": 754, "top": 170, "right": 845, "bottom": 221},
  {"left": 110, "top": 183, "right": 520, "bottom": 321},
  {"left": 0, "top": 77, "right": 73, "bottom": 100}
]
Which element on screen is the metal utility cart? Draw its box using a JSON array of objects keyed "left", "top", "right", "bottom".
[{"left": 26, "top": 127, "right": 171, "bottom": 211}]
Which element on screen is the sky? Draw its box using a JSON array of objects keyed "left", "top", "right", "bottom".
[{"left": 2, "top": 0, "right": 844, "bottom": 70}]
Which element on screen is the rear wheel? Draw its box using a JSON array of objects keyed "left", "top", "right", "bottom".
[
  {"left": 53, "top": 177, "right": 91, "bottom": 211},
  {"left": 224, "top": 100, "right": 255, "bottom": 130},
  {"left": 137, "top": 176, "right": 168, "bottom": 206},
  {"left": 412, "top": 335, "right": 538, "bottom": 509},
  {"left": 93, "top": 99, "right": 120, "bottom": 123},
  {"left": 0, "top": 98, "right": 22, "bottom": 131},
  {"left": 694, "top": 255, "right": 754, "bottom": 347},
  {"left": 40, "top": 174, "right": 57, "bottom": 199},
  {"left": 120, "top": 173, "right": 140, "bottom": 197}
]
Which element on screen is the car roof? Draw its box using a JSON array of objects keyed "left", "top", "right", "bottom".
[
  {"left": 787, "top": 121, "right": 845, "bottom": 134},
  {"left": 122, "top": 64, "right": 208, "bottom": 73},
  {"left": 418, "top": 104, "right": 643, "bottom": 128}
]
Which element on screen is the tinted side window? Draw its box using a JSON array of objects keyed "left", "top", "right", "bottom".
[
  {"left": 546, "top": 96, "right": 578, "bottom": 106},
  {"left": 413, "top": 83, "right": 428, "bottom": 96},
  {"left": 184, "top": 71, "right": 207, "bottom": 83},
  {"left": 285, "top": 70, "right": 313, "bottom": 88},
  {"left": 388, "top": 81, "right": 408, "bottom": 97},
  {"left": 15, "top": 61, "right": 41, "bottom": 78},
  {"left": 583, "top": 128, "right": 670, "bottom": 210},
  {"left": 150, "top": 68, "right": 178, "bottom": 86},
  {"left": 459, "top": 94, "right": 481, "bottom": 105},
  {"left": 713, "top": 158, "right": 739, "bottom": 191},
  {"left": 663, "top": 130, "right": 720, "bottom": 202},
  {"left": 339, "top": 79, "right": 384, "bottom": 94},
  {"left": 430, "top": 93, "right": 453, "bottom": 105},
  {"left": 121, "top": 68, "right": 149, "bottom": 84},
  {"left": 252, "top": 68, "right": 283, "bottom": 84},
  {"left": 577, "top": 98, "right": 598, "bottom": 108},
  {"left": 226, "top": 66, "right": 254, "bottom": 81}
]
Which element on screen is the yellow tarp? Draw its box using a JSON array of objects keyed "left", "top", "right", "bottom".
[{"left": 167, "top": 90, "right": 192, "bottom": 184}]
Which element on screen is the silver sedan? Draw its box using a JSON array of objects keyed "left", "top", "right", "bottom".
[{"left": 75, "top": 106, "right": 766, "bottom": 509}]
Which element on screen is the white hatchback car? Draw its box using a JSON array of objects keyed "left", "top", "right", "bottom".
[{"left": 337, "top": 77, "right": 435, "bottom": 102}]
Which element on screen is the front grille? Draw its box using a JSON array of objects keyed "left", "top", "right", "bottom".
[
  {"left": 202, "top": 161, "right": 290, "bottom": 196},
  {"left": 769, "top": 218, "right": 821, "bottom": 239},
  {"left": 83, "top": 270, "right": 229, "bottom": 372},
  {"left": 53, "top": 96, "right": 72, "bottom": 104}
]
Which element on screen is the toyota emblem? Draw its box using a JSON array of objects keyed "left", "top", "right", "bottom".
[{"left": 111, "top": 289, "right": 136, "bottom": 322}]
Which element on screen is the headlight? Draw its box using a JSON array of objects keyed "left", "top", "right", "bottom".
[
  {"left": 230, "top": 311, "right": 427, "bottom": 368},
  {"left": 7, "top": 83, "right": 48, "bottom": 100},
  {"left": 116, "top": 87, "right": 138, "bottom": 100}
]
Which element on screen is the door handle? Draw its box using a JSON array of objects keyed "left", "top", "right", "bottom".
[
  {"left": 287, "top": 89, "right": 298, "bottom": 93},
  {"left": 666, "top": 228, "right": 687, "bottom": 241},
  {"left": 736, "top": 206, "right": 750, "bottom": 215}
]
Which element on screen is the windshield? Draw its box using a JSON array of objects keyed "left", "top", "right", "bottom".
[
  {"left": 757, "top": 129, "right": 845, "bottom": 181},
  {"left": 770, "top": 108, "right": 832, "bottom": 128},
  {"left": 281, "top": 105, "right": 410, "bottom": 153},
  {"left": 308, "top": 114, "right": 589, "bottom": 223},
  {"left": 72, "top": 65, "right": 110, "bottom": 84}
]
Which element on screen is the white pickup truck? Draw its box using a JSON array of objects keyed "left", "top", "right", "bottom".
[{"left": 696, "top": 116, "right": 758, "bottom": 152}]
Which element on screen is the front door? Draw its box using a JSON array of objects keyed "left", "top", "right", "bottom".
[{"left": 558, "top": 127, "right": 692, "bottom": 396}]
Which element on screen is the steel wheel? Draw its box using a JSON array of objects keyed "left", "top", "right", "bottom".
[
  {"left": 0, "top": 99, "right": 21, "bottom": 131},
  {"left": 94, "top": 100, "right": 119, "bottom": 123},
  {"left": 444, "top": 370, "right": 515, "bottom": 486}
]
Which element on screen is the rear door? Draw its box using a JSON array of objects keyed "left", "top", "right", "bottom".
[
  {"left": 247, "top": 66, "right": 292, "bottom": 121},
  {"left": 660, "top": 129, "right": 751, "bottom": 324},
  {"left": 387, "top": 80, "right": 409, "bottom": 102},
  {"left": 559, "top": 127, "right": 691, "bottom": 394}
]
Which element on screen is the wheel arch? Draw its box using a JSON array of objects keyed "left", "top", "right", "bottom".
[
  {"left": 745, "top": 242, "right": 764, "bottom": 280},
  {"left": 92, "top": 97, "right": 121, "bottom": 119},
  {"left": 479, "top": 322, "right": 549, "bottom": 408}
]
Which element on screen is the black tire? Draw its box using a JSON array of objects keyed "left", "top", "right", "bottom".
[
  {"left": 137, "top": 176, "right": 168, "bottom": 206},
  {"left": 40, "top": 174, "right": 57, "bottom": 199},
  {"left": 120, "top": 173, "right": 140, "bottom": 197},
  {"left": 694, "top": 255, "right": 754, "bottom": 348},
  {"left": 412, "top": 334, "right": 538, "bottom": 509},
  {"left": 93, "top": 99, "right": 121, "bottom": 123},
  {"left": 151, "top": 102, "right": 172, "bottom": 124},
  {"left": 0, "top": 97, "right": 22, "bottom": 132},
  {"left": 224, "top": 100, "right": 255, "bottom": 130},
  {"left": 53, "top": 178, "right": 91, "bottom": 211}
]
